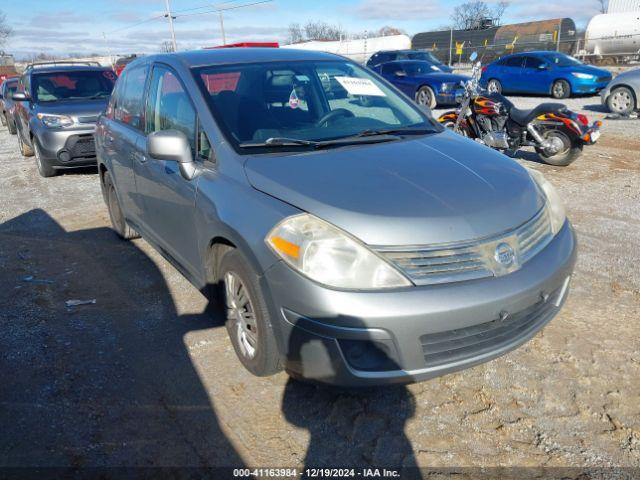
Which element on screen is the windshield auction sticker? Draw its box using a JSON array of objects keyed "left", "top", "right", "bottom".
[{"left": 335, "top": 77, "right": 386, "bottom": 97}]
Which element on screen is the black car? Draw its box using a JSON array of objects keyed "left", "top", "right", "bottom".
[
  {"left": 12, "top": 62, "right": 116, "bottom": 177},
  {"left": 367, "top": 50, "right": 453, "bottom": 73},
  {"left": 1, "top": 77, "right": 19, "bottom": 134}
]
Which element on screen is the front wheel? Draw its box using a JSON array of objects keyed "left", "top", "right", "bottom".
[
  {"left": 535, "top": 129, "right": 582, "bottom": 166},
  {"left": 17, "top": 130, "right": 34, "bottom": 157},
  {"left": 34, "top": 140, "right": 57, "bottom": 177},
  {"left": 7, "top": 116, "right": 17, "bottom": 135},
  {"left": 415, "top": 86, "right": 436, "bottom": 109},
  {"left": 607, "top": 86, "right": 635, "bottom": 115},
  {"left": 551, "top": 79, "right": 571, "bottom": 99},
  {"left": 219, "top": 249, "right": 283, "bottom": 377},
  {"left": 487, "top": 79, "right": 502, "bottom": 94}
]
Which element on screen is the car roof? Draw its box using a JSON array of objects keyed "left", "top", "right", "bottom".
[
  {"left": 27, "top": 65, "right": 112, "bottom": 75},
  {"left": 140, "top": 48, "right": 346, "bottom": 69}
]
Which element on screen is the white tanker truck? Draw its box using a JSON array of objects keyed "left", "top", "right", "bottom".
[{"left": 578, "top": 12, "right": 640, "bottom": 64}]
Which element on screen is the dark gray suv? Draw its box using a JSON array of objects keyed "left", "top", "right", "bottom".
[
  {"left": 12, "top": 62, "right": 116, "bottom": 177},
  {"left": 96, "top": 49, "right": 576, "bottom": 386}
]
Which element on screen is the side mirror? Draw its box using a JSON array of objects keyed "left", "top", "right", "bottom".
[
  {"left": 147, "top": 129, "right": 199, "bottom": 180},
  {"left": 394, "top": 70, "right": 407, "bottom": 77},
  {"left": 12, "top": 92, "right": 27, "bottom": 101}
]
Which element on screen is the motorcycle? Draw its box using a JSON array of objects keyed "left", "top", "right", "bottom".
[{"left": 437, "top": 52, "right": 602, "bottom": 166}]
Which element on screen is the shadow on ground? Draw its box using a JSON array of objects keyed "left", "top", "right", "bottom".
[{"left": 0, "top": 209, "right": 244, "bottom": 469}]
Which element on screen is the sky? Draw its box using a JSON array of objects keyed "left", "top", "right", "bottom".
[{"left": 1, "top": 0, "right": 607, "bottom": 59}]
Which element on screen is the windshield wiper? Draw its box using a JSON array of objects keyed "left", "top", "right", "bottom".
[
  {"left": 355, "top": 127, "right": 435, "bottom": 137},
  {"left": 240, "top": 135, "right": 399, "bottom": 149},
  {"left": 240, "top": 137, "right": 321, "bottom": 148}
]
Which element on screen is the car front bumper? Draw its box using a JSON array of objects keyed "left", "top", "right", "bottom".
[
  {"left": 571, "top": 78, "right": 610, "bottom": 95},
  {"left": 34, "top": 126, "right": 98, "bottom": 169},
  {"left": 263, "top": 221, "right": 577, "bottom": 386},
  {"left": 436, "top": 89, "right": 465, "bottom": 106}
]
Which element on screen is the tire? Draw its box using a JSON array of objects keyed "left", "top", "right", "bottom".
[
  {"left": 487, "top": 79, "right": 502, "bottom": 95},
  {"left": 219, "top": 248, "right": 283, "bottom": 377},
  {"left": 104, "top": 171, "right": 139, "bottom": 239},
  {"left": 18, "top": 130, "right": 34, "bottom": 157},
  {"left": 551, "top": 79, "right": 571, "bottom": 99},
  {"left": 7, "top": 116, "right": 17, "bottom": 135},
  {"left": 535, "top": 129, "right": 582, "bottom": 166},
  {"left": 33, "top": 140, "right": 57, "bottom": 177},
  {"left": 415, "top": 86, "right": 436, "bottom": 109},
  {"left": 607, "top": 86, "right": 635, "bottom": 115}
]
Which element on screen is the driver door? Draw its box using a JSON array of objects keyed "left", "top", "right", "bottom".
[{"left": 133, "top": 64, "right": 203, "bottom": 278}]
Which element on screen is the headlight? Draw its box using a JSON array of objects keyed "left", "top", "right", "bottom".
[
  {"left": 572, "top": 72, "right": 593, "bottom": 80},
  {"left": 527, "top": 169, "right": 566, "bottom": 234},
  {"left": 36, "top": 113, "right": 74, "bottom": 128},
  {"left": 266, "top": 213, "right": 411, "bottom": 289}
]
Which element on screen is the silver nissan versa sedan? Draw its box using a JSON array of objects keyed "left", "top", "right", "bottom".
[{"left": 95, "top": 48, "right": 576, "bottom": 386}]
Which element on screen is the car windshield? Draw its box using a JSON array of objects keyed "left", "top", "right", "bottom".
[
  {"left": 543, "top": 53, "right": 582, "bottom": 67},
  {"left": 4, "top": 81, "right": 18, "bottom": 96},
  {"left": 193, "top": 60, "right": 438, "bottom": 150},
  {"left": 403, "top": 61, "right": 442, "bottom": 76},
  {"left": 32, "top": 70, "right": 116, "bottom": 102},
  {"left": 407, "top": 52, "right": 443, "bottom": 65}
]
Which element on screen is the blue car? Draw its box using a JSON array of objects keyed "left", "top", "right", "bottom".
[
  {"left": 367, "top": 50, "right": 453, "bottom": 73},
  {"left": 480, "top": 51, "right": 612, "bottom": 99},
  {"left": 374, "top": 60, "right": 468, "bottom": 108}
]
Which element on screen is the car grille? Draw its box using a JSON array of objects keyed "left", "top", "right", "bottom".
[
  {"left": 64, "top": 134, "right": 96, "bottom": 160},
  {"left": 76, "top": 115, "right": 99, "bottom": 124},
  {"left": 419, "top": 288, "right": 560, "bottom": 367},
  {"left": 375, "top": 206, "right": 553, "bottom": 286},
  {"left": 596, "top": 76, "right": 611, "bottom": 83}
]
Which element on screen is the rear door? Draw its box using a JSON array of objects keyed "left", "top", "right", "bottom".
[
  {"left": 521, "top": 56, "right": 550, "bottom": 94},
  {"left": 499, "top": 55, "right": 525, "bottom": 92},
  {"left": 103, "top": 63, "right": 149, "bottom": 224},
  {"left": 133, "top": 63, "right": 203, "bottom": 277}
]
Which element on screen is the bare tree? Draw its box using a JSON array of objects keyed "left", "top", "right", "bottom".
[
  {"left": 451, "top": 1, "right": 509, "bottom": 30},
  {"left": 286, "top": 23, "right": 305, "bottom": 44},
  {"left": 0, "top": 10, "right": 12, "bottom": 49},
  {"left": 597, "top": 0, "right": 607, "bottom": 13},
  {"left": 375, "top": 26, "right": 406, "bottom": 37},
  {"left": 303, "top": 21, "right": 345, "bottom": 41}
]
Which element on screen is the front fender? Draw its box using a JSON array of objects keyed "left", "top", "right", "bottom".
[{"left": 194, "top": 165, "right": 300, "bottom": 286}]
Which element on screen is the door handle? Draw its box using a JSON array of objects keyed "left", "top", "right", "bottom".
[{"left": 131, "top": 151, "right": 147, "bottom": 163}]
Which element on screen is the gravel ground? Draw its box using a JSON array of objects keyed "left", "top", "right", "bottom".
[{"left": 0, "top": 94, "right": 639, "bottom": 477}]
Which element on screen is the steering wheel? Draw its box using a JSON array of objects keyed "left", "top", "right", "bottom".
[{"left": 315, "top": 108, "right": 354, "bottom": 127}]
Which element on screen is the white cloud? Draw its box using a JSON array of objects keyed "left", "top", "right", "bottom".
[{"left": 350, "top": 0, "right": 442, "bottom": 20}]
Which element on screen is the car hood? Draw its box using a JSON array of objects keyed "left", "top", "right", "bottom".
[
  {"left": 564, "top": 64, "right": 611, "bottom": 78},
  {"left": 610, "top": 68, "right": 640, "bottom": 83},
  {"left": 412, "top": 73, "right": 469, "bottom": 84},
  {"left": 36, "top": 98, "right": 109, "bottom": 123},
  {"left": 244, "top": 131, "right": 543, "bottom": 246}
]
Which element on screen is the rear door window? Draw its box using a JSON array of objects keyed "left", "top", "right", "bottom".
[
  {"left": 502, "top": 56, "right": 524, "bottom": 68},
  {"left": 116, "top": 64, "right": 148, "bottom": 131},
  {"left": 523, "top": 56, "right": 543, "bottom": 69}
]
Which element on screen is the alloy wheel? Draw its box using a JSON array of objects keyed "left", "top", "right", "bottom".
[
  {"left": 417, "top": 90, "right": 429, "bottom": 105},
  {"left": 224, "top": 272, "right": 258, "bottom": 359},
  {"left": 553, "top": 82, "right": 566, "bottom": 98},
  {"left": 487, "top": 80, "right": 500, "bottom": 94}
]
